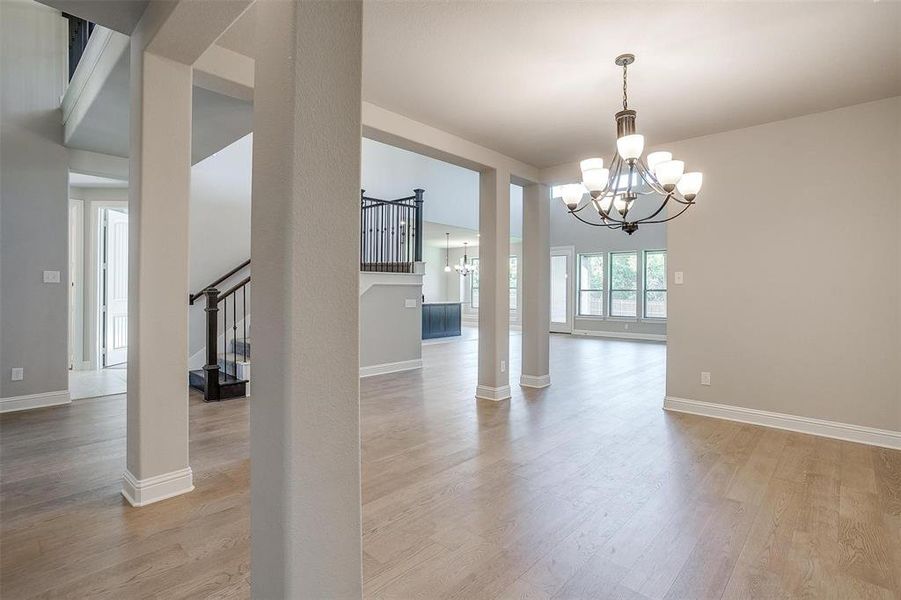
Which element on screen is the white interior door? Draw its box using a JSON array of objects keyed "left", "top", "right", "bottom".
[
  {"left": 103, "top": 209, "right": 128, "bottom": 366},
  {"left": 550, "top": 246, "right": 573, "bottom": 333}
]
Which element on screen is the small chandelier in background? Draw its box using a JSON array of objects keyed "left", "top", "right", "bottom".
[
  {"left": 455, "top": 242, "right": 475, "bottom": 277},
  {"left": 561, "top": 54, "right": 704, "bottom": 235},
  {"left": 443, "top": 233, "right": 452, "bottom": 272}
]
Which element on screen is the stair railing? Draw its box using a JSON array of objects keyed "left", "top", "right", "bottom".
[
  {"left": 62, "top": 14, "right": 95, "bottom": 81},
  {"left": 360, "top": 188, "right": 423, "bottom": 273},
  {"left": 189, "top": 261, "right": 250, "bottom": 401}
]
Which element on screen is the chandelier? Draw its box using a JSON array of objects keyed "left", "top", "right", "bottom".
[
  {"left": 443, "top": 233, "right": 452, "bottom": 272},
  {"left": 560, "top": 54, "right": 703, "bottom": 235},
  {"left": 455, "top": 242, "right": 475, "bottom": 277}
]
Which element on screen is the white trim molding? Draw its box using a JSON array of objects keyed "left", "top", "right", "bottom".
[
  {"left": 0, "top": 390, "right": 70, "bottom": 413},
  {"left": 475, "top": 384, "right": 512, "bottom": 401},
  {"left": 359, "top": 358, "right": 422, "bottom": 378},
  {"left": 520, "top": 374, "right": 551, "bottom": 389},
  {"left": 359, "top": 272, "right": 424, "bottom": 297},
  {"left": 121, "top": 467, "right": 195, "bottom": 507},
  {"left": 573, "top": 329, "right": 666, "bottom": 342},
  {"left": 663, "top": 396, "right": 901, "bottom": 450}
]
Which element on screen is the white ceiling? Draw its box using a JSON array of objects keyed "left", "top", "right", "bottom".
[{"left": 220, "top": 1, "right": 901, "bottom": 168}]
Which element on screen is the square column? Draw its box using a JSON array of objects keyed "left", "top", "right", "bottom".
[
  {"left": 122, "top": 21, "right": 193, "bottom": 506},
  {"left": 521, "top": 183, "right": 551, "bottom": 388},
  {"left": 250, "top": 1, "right": 363, "bottom": 597},
  {"left": 476, "top": 169, "right": 512, "bottom": 401}
]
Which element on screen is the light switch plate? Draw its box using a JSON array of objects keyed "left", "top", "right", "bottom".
[
  {"left": 700, "top": 371, "right": 711, "bottom": 386},
  {"left": 405, "top": 298, "right": 417, "bottom": 308},
  {"left": 43, "top": 270, "right": 61, "bottom": 283},
  {"left": 11, "top": 368, "right": 23, "bottom": 381},
  {"left": 674, "top": 271, "right": 684, "bottom": 285}
]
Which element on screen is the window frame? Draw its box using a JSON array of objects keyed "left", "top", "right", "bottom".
[
  {"left": 576, "top": 253, "right": 605, "bottom": 317},
  {"left": 643, "top": 249, "right": 667, "bottom": 320},
  {"left": 608, "top": 251, "right": 639, "bottom": 318}
]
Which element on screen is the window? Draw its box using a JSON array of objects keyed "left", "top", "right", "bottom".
[
  {"left": 470, "top": 258, "right": 480, "bottom": 308},
  {"left": 644, "top": 250, "right": 667, "bottom": 318},
  {"left": 509, "top": 256, "right": 518, "bottom": 311},
  {"left": 577, "top": 254, "right": 604, "bottom": 316},
  {"left": 609, "top": 252, "right": 638, "bottom": 317}
]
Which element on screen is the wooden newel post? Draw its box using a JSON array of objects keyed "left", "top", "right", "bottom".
[
  {"left": 203, "top": 287, "right": 221, "bottom": 401},
  {"left": 413, "top": 188, "right": 424, "bottom": 263}
]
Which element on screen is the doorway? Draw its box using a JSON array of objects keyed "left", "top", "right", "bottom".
[
  {"left": 102, "top": 208, "right": 128, "bottom": 366},
  {"left": 550, "top": 246, "right": 573, "bottom": 333},
  {"left": 68, "top": 199, "right": 129, "bottom": 401}
]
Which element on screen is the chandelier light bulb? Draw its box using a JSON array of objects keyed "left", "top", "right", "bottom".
[
  {"left": 561, "top": 183, "right": 586, "bottom": 209},
  {"left": 444, "top": 265, "right": 451, "bottom": 272},
  {"left": 616, "top": 134, "right": 645, "bottom": 160},
  {"left": 655, "top": 159, "right": 685, "bottom": 190},
  {"left": 599, "top": 195, "right": 614, "bottom": 213},
  {"left": 579, "top": 158, "right": 604, "bottom": 173},
  {"left": 646, "top": 151, "right": 672, "bottom": 174},
  {"left": 582, "top": 168, "right": 609, "bottom": 194},
  {"left": 677, "top": 172, "right": 703, "bottom": 200},
  {"left": 613, "top": 196, "right": 631, "bottom": 215}
]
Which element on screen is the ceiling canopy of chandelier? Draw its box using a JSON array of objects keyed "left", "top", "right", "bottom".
[{"left": 561, "top": 54, "right": 704, "bottom": 235}]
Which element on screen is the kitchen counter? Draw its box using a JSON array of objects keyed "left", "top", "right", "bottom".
[{"left": 422, "top": 302, "right": 462, "bottom": 339}]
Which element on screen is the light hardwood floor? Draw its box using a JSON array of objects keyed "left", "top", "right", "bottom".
[{"left": 2, "top": 333, "right": 899, "bottom": 599}]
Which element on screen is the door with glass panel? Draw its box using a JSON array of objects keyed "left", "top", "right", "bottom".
[{"left": 550, "top": 247, "right": 573, "bottom": 333}]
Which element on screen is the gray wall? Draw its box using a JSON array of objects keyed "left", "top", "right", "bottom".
[
  {"left": 360, "top": 282, "right": 422, "bottom": 368},
  {"left": 666, "top": 97, "right": 901, "bottom": 431},
  {"left": 0, "top": 0, "right": 69, "bottom": 398},
  {"left": 549, "top": 200, "right": 667, "bottom": 337},
  {"left": 188, "top": 134, "right": 252, "bottom": 358}
]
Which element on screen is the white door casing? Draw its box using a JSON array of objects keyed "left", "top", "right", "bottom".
[
  {"left": 103, "top": 209, "right": 129, "bottom": 366},
  {"left": 550, "top": 246, "right": 573, "bottom": 333}
]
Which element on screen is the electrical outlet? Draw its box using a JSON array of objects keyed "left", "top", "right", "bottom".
[
  {"left": 674, "top": 271, "right": 684, "bottom": 285},
  {"left": 404, "top": 298, "right": 417, "bottom": 308},
  {"left": 501, "top": 360, "right": 506, "bottom": 373},
  {"left": 43, "top": 270, "right": 60, "bottom": 283},
  {"left": 700, "top": 371, "right": 711, "bottom": 386},
  {"left": 11, "top": 368, "right": 23, "bottom": 381},
  {"left": 624, "top": 323, "right": 630, "bottom": 330}
]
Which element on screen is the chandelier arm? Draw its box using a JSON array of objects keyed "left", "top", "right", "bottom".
[
  {"left": 641, "top": 202, "right": 694, "bottom": 224},
  {"left": 597, "top": 155, "right": 625, "bottom": 221},
  {"left": 634, "top": 159, "right": 668, "bottom": 195},
  {"left": 637, "top": 193, "right": 672, "bottom": 223},
  {"left": 569, "top": 210, "right": 620, "bottom": 228},
  {"left": 569, "top": 198, "right": 595, "bottom": 214}
]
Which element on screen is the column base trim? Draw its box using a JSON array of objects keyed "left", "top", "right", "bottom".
[
  {"left": 520, "top": 374, "right": 551, "bottom": 389},
  {"left": 359, "top": 359, "right": 422, "bottom": 378},
  {"left": 0, "top": 390, "right": 70, "bottom": 413},
  {"left": 122, "top": 467, "right": 194, "bottom": 507},
  {"left": 475, "top": 384, "right": 511, "bottom": 402},
  {"left": 663, "top": 396, "right": 901, "bottom": 450}
]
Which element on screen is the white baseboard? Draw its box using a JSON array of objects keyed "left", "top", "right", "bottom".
[
  {"left": 475, "top": 384, "right": 512, "bottom": 401},
  {"left": 520, "top": 374, "right": 551, "bottom": 389},
  {"left": 121, "top": 467, "right": 194, "bottom": 507},
  {"left": 663, "top": 396, "right": 901, "bottom": 450},
  {"left": 0, "top": 390, "right": 70, "bottom": 413},
  {"left": 573, "top": 329, "right": 666, "bottom": 342},
  {"left": 359, "top": 358, "right": 423, "bottom": 378}
]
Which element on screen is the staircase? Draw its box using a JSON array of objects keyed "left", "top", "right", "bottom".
[
  {"left": 187, "top": 188, "right": 424, "bottom": 401},
  {"left": 189, "top": 336, "right": 250, "bottom": 400},
  {"left": 188, "top": 261, "right": 251, "bottom": 402}
]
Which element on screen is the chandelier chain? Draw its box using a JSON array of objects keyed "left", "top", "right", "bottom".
[{"left": 622, "top": 63, "right": 628, "bottom": 110}]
